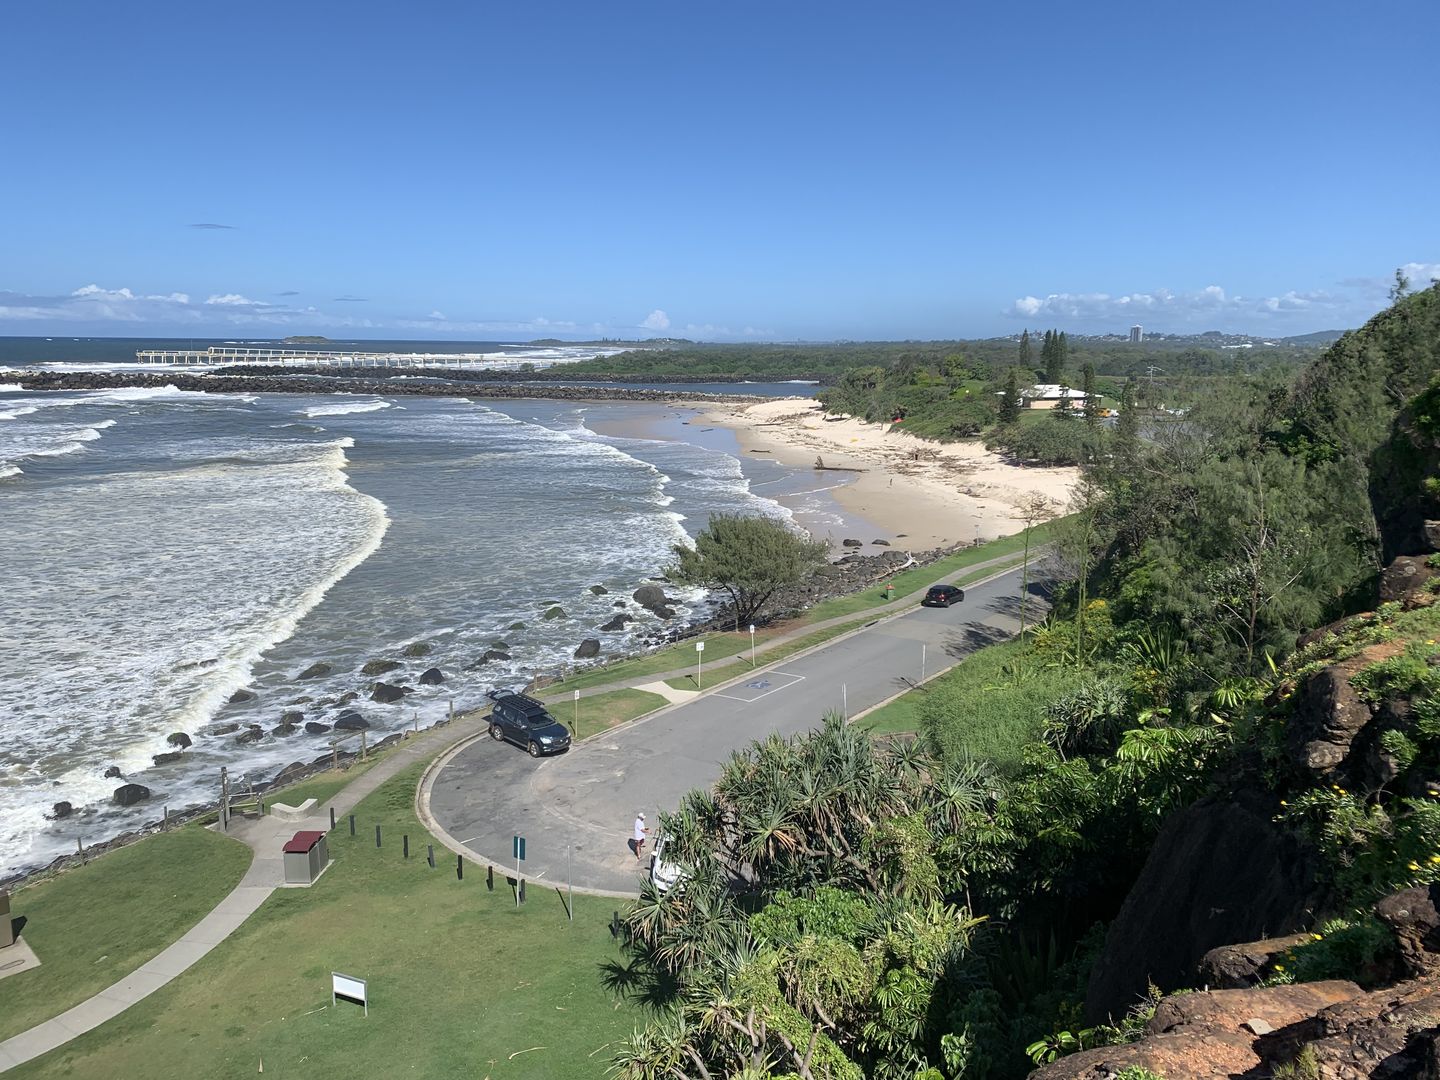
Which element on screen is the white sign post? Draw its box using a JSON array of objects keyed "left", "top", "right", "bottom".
[
  {"left": 573, "top": 688, "right": 580, "bottom": 738},
  {"left": 332, "top": 971, "right": 368, "bottom": 1016},
  {"left": 921, "top": 644, "right": 927, "bottom": 684},
  {"left": 749, "top": 624, "right": 756, "bottom": 667},
  {"left": 695, "top": 640, "right": 705, "bottom": 689}
]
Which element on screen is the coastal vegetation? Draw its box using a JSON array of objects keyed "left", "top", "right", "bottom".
[
  {"left": 668, "top": 513, "right": 831, "bottom": 626},
  {"left": 604, "top": 283, "right": 1440, "bottom": 1078}
]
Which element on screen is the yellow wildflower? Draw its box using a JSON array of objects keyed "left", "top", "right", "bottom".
[
  {"left": 1430, "top": 855, "right": 1440, "bottom": 865},
  {"left": 1312, "top": 933, "right": 1323, "bottom": 941},
  {"left": 1409, "top": 861, "right": 1421, "bottom": 871}
]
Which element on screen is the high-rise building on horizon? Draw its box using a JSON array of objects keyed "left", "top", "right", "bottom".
[{"left": 1129, "top": 324, "right": 1144, "bottom": 343}]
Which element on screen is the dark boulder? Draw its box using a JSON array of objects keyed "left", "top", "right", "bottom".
[
  {"left": 152, "top": 751, "right": 183, "bottom": 766},
  {"left": 574, "top": 639, "right": 601, "bottom": 659},
  {"left": 338, "top": 691, "right": 359, "bottom": 705},
  {"left": 280, "top": 710, "right": 304, "bottom": 725},
  {"left": 371, "top": 682, "right": 405, "bottom": 704},
  {"left": 361, "top": 658, "right": 401, "bottom": 676},
  {"left": 304, "top": 721, "right": 332, "bottom": 735},
  {"left": 872, "top": 538, "right": 890, "bottom": 546},
  {"left": 1377, "top": 884, "right": 1440, "bottom": 977},
  {"left": 271, "top": 721, "right": 299, "bottom": 737},
  {"left": 104, "top": 765, "right": 122, "bottom": 779},
  {"left": 270, "top": 761, "right": 309, "bottom": 788},
  {"left": 1084, "top": 791, "right": 1325, "bottom": 1022},
  {"left": 402, "top": 641, "right": 431, "bottom": 657},
  {"left": 236, "top": 725, "right": 264, "bottom": 745},
  {"left": 166, "top": 732, "right": 192, "bottom": 749},
  {"left": 419, "top": 667, "right": 444, "bottom": 685},
  {"left": 654, "top": 605, "right": 676, "bottom": 619},
  {"left": 541, "top": 606, "right": 567, "bottom": 621},
  {"left": 228, "top": 689, "right": 256, "bottom": 704},
  {"left": 509, "top": 621, "right": 526, "bottom": 630},
  {"left": 1198, "top": 933, "right": 1312, "bottom": 989},
  {"left": 290, "top": 695, "right": 314, "bottom": 705},
  {"left": 334, "top": 710, "right": 369, "bottom": 731},
  {"left": 113, "top": 783, "right": 151, "bottom": 806},
  {"left": 613, "top": 600, "right": 626, "bottom": 608},
  {"left": 50, "top": 801, "right": 74, "bottom": 820},
  {"left": 206, "top": 722, "right": 240, "bottom": 736},
  {"left": 633, "top": 584, "right": 667, "bottom": 611},
  {"left": 842, "top": 538, "right": 863, "bottom": 548},
  {"left": 298, "top": 661, "right": 332, "bottom": 679},
  {"left": 590, "top": 584, "right": 609, "bottom": 595},
  {"left": 599, "top": 614, "right": 633, "bottom": 632},
  {"left": 1379, "top": 554, "right": 1439, "bottom": 602},
  {"left": 482, "top": 649, "right": 511, "bottom": 663}
]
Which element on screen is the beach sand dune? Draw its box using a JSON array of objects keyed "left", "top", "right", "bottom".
[{"left": 705, "top": 397, "right": 1079, "bottom": 551}]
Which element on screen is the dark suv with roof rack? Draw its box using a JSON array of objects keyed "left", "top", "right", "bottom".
[{"left": 488, "top": 693, "right": 573, "bottom": 757}]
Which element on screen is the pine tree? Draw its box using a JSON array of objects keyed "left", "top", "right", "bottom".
[
  {"left": 1116, "top": 376, "right": 1139, "bottom": 453},
  {"left": 999, "top": 368, "right": 1022, "bottom": 423},
  {"left": 1019, "top": 329, "right": 1032, "bottom": 370},
  {"left": 1081, "top": 362, "right": 1099, "bottom": 428},
  {"left": 1043, "top": 329, "right": 1065, "bottom": 383}
]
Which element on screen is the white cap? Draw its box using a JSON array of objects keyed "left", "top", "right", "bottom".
[{"left": 638, "top": 812, "right": 645, "bottom": 819}]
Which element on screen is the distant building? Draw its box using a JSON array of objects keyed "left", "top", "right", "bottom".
[
  {"left": 1129, "top": 325, "right": 1144, "bottom": 343},
  {"left": 1024, "top": 384, "right": 1091, "bottom": 410}
]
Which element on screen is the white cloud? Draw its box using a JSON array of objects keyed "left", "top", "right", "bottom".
[
  {"left": 428, "top": 310, "right": 446, "bottom": 320},
  {"left": 205, "top": 293, "right": 264, "bottom": 307},
  {"left": 1006, "top": 282, "right": 1355, "bottom": 327},
  {"left": 1402, "top": 262, "right": 1440, "bottom": 285},
  {"left": 640, "top": 309, "right": 670, "bottom": 331}
]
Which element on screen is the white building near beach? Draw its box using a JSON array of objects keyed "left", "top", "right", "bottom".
[{"left": 1023, "top": 384, "right": 1092, "bottom": 410}]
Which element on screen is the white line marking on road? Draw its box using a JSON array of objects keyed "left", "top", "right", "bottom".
[{"left": 714, "top": 672, "right": 806, "bottom": 703}]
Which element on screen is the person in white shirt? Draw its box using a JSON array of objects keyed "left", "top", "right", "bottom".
[{"left": 629, "top": 812, "right": 649, "bottom": 862}]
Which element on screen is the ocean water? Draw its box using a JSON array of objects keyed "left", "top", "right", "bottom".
[{"left": 0, "top": 383, "right": 832, "bottom": 877}]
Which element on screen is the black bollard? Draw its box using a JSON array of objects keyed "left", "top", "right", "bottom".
[
  {"left": 456, "top": 854, "right": 464, "bottom": 880},
  {"left": 427, "top": 844, "right": 435, "bottom": 868},
  {"left": 518, "top": 878, "right": 525, "bottom": 904},
  {"left": 403, "top": 834, "right": 409, "bottom": 859},
  {"left": 330, "top": 807, "right": 336, "bottom": 829},
  {"left": 375, "top": 824, "right": 382, "bottom": 848},
  {"left": 486, "top": 864, "right": 493, "bottom": 891},
  {"left": 349, "top": 814, "right": 355, "bottom": 836}
]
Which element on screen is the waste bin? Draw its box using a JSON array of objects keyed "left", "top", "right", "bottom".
[
  {"left": 282, "top": 830, "right": 329, "bottom": 885},
  {"left": 0, "top": 890, "right": 12, "bottom": 948}
]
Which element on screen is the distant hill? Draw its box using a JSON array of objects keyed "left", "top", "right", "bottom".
[
  {"left": 281, "top": 335, "right": 330, "bottom": 345},
  {"left": 1280, "top": 329, "right": 1347, "bottom": 346}
]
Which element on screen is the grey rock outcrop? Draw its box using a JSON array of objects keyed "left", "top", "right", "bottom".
[
  {"left": 361, "top": 658, "right": 401, "bottom": 676},
  {"left": 113, "top": 783, "right": 151, "bottom": 806},
  {"left": 371, "top": 682, "right": 406, "bottom": 704},
  {"left": 419, "top": 667, "right": 444, "bottom": 685},
  {"left": 298, "top": 662, "right": 332, "bottom": 679},
  {"left": 574, "top": 639, "right": 601, "bottom": 659}
]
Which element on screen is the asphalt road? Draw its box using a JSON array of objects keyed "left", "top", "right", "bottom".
[{"left": 424, "top": 563, "right": 1046, "bottom": 896}]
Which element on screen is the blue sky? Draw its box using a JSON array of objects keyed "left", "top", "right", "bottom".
[{"left": 2, "top": 1, "right": 1436, "bottom": 341}]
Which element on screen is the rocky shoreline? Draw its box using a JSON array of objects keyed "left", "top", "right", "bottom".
[
  {"left": 1, "top": 367, "right": 776, "bottom": 404},
  {"left": 0, "top": 540, "right": 965, "bottom": 893}
]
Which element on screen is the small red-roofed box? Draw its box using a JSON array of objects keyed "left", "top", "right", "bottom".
[{"left": 282, "top": 830, "right": 329, "bottom": 884}]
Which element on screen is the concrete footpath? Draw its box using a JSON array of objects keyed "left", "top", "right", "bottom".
[{"left": 0, "top": 713, "right": 487, "bottom": 1074}]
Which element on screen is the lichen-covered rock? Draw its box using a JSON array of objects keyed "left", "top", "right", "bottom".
[
  {"left": 370, "top": 682, "right": 405, "bottom": 704},
  {"left": 298, "top": 661, "right": 332, "bottom": 679},
  {"left": 1199, "top": 933, "right": 1313, "bottom": 989},
  {"left": 361, "top": 658, "right": 401, "bottom": 676},
  {"left": 1377, "top": 885, "right": 1440, "bottom": 978},
  {"left": 166, "top": 732, "right": 192, "bottom": 749},
  {"left": 113, "top": 783, "right": 151, "bottom": 806},
  {"left": 402, "top": 641, "right": 431, "bottom": 657},
  {"left": 1379, "top": 554, "right": 1438, "bottom": 601}
]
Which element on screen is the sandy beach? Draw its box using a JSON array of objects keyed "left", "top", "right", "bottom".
[{"left": 704, "top": 397, "right": 1080, "bottom": 551}]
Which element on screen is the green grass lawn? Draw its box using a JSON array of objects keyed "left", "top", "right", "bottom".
[
  {"left": 855, "top": 690, "right": 925, "bottom": 736},
  {"left": 14, "top": 763, "right": 636, "bottom": 1080},
  {"left": 263, "top": 761, "right": 378, "bottom": 814},
  {"left": 0, "top": 825, "right": 252, "bottom": 1042},
  {"left": 538, "top": 687, "right": 668, "bottom": 736}
]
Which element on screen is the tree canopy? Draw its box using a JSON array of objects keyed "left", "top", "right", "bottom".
[{"left": 668, "top": 513, "right": 829, "bottom": 626}]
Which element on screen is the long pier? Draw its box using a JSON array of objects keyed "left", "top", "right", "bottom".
[{"left": 134, "top": 346, "right": 549, "bottom": 371}]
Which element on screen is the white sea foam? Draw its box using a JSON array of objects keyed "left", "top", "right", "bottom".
[
  {"left": 0, "top": 432, "right": 389, "bottom": 869},
  {"left": 303, "top": 399, "right": 392, "bottom": 418},
  {"left": 0, "top": 383, "right": 26, "bottom": 393},
  {"left": 0, "top": 465, "right": 20, "bottom": 480},
  {"left": 0, "top": 405, "right": 39, "bottom": 420}
]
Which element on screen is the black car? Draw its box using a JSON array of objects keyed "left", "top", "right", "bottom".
[
  {"left": 488, "top": 693, "right": 572, "bottom": 756},
  {"left": 921, "top": 584, "right": 965, "bottom": 608}
]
